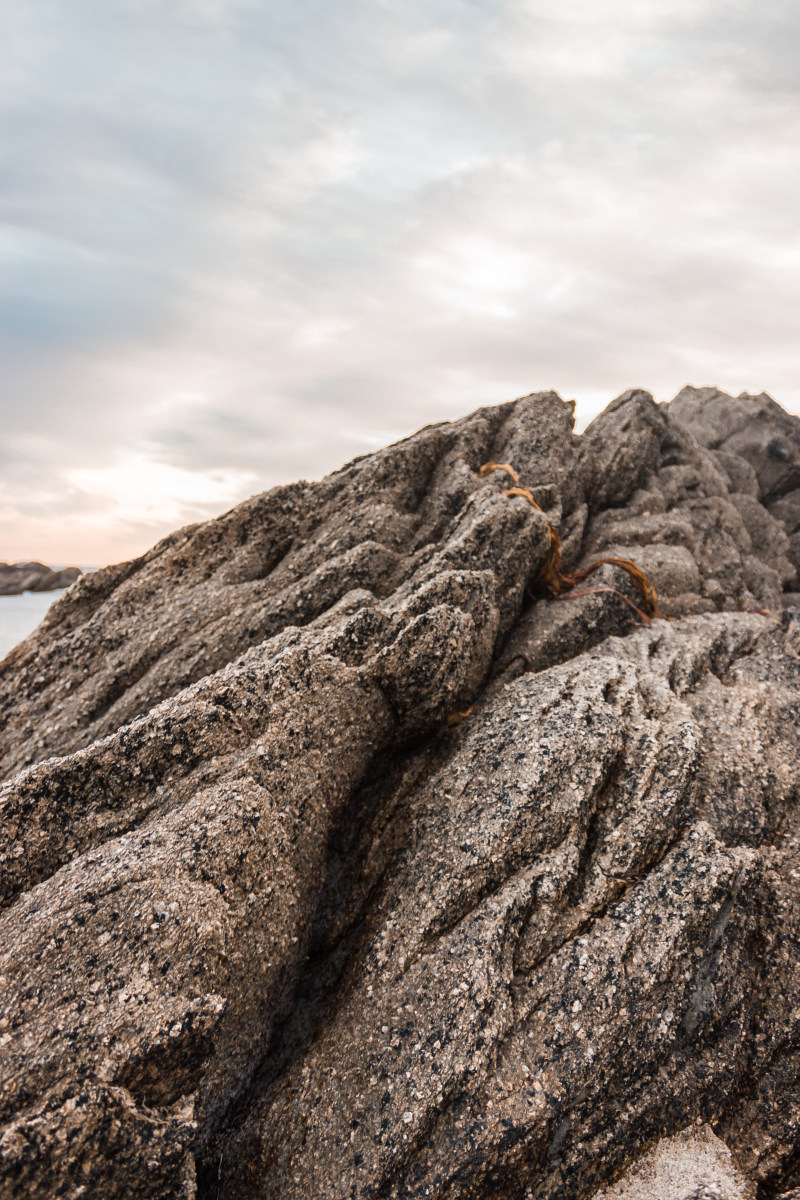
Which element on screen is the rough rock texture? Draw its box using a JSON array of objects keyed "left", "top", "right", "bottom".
[
  {"left": 592, "top": 1123, "right": 753, "bottom": 1200},
  {"left": 0, "top": 561, "right": 82, "bottom": 596},
  {"left": 669, "top": 386, "right": 800, "bottom": 583},
  {"left": 1, "top": 387, "right": 800, "bottom": 1200},
  {"left": 590, "top": 1125, "right": 753, "bottom": 1200}
]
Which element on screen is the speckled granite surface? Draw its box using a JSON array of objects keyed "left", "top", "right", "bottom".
[{"left": 2, "top": 387, "right": 800, "bottom": 1198}]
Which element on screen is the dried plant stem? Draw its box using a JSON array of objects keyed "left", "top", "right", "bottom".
[{"left": 478, "top": 462, "right": 663, "bottom": 622}]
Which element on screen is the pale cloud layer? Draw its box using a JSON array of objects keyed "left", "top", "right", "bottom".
[{"left": 2, "top": 0, "right": 799, "bottom": 563}]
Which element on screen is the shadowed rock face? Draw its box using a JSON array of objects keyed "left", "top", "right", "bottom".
[{"left": 1, "top": 388, "right": 800, "bottom": 1200}]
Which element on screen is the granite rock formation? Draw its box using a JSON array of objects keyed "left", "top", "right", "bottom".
[
  {"left": 1, "top": 386, "right": 799, "bottom": 1200},
  {"left": 0, "top": 562, "right": 82, "bottom": 597}
]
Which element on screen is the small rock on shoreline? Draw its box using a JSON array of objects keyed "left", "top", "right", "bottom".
[{"left": 0, "top": 561, "right": 82, "bottom": 596}]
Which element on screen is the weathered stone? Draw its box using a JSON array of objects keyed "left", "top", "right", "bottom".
[
  {"left": 212, "top": 612, "right": 800, "bottom": 1200},
  {"left": 2, "top": 387, "right": 800, "bottom": 1200},
  {"left": 669, "top": 386, "right": 800, "bottom": 504},
  {"left": 712, "top": 449, "right": 760, "bottom": 499},
  {"left": 769, "top": 488, "right": 800, "bottom": 536},
  {"left": 728, "top": 492, "right": 795, "bottom": 586},
  {"left": 583, "top": 388, "right": 667, "bottom": 511},
  {"left": 0, "top": 561, "right": 81, "bottom": 596},
  {"left": 590, "top": 1125, "right": 752, "bottom": 1200},
  {"left": 0, "top": 395, "right": 560, "bottom": 780}
]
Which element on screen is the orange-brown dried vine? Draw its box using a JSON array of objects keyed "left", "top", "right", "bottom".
[
  {"left": 446, "top": 706, "right": 477, "bottom": 727},
  {"left": 478, "top": 462, "right": 663, "bottom": 624}
]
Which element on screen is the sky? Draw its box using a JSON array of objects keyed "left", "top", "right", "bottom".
[{"left": 2, "top": 0, "right": 799, "bottom": 566}]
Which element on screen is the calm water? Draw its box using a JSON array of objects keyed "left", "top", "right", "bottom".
[{"left": 0, "top": 590, "right": 67, "bottom": 659}]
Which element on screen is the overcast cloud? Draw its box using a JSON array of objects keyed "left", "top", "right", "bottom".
[{"left": 2, "top": 0, "right": 799, "bottom": 563}]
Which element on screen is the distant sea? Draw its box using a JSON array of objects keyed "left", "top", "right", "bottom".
[{"left": 0, "top": 590, "right": 67, "bottom": 659}]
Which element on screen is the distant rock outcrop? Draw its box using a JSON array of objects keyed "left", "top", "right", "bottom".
[
  {"left": 0, "top": 561, "right": 82, "bottom": 596},
  {"left": 1, "top": 387, "right": 800, "bottom": 1200}
]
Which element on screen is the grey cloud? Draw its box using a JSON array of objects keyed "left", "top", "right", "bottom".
[{"left": 1, "top": 0, "right": 799, "bottom": 562}]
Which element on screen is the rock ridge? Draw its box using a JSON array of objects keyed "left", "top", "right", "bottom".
[{"left": 1, "top": 386, "right": 800, "bottom": 1199}]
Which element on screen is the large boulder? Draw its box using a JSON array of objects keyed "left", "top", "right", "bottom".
[{"left": 1, "top": 387, "right": 800, "bottom": 1200}]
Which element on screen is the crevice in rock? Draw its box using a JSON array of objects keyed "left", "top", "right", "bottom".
[{"left": 193, "top": 732, "right": 451, "bottom": 1195}]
